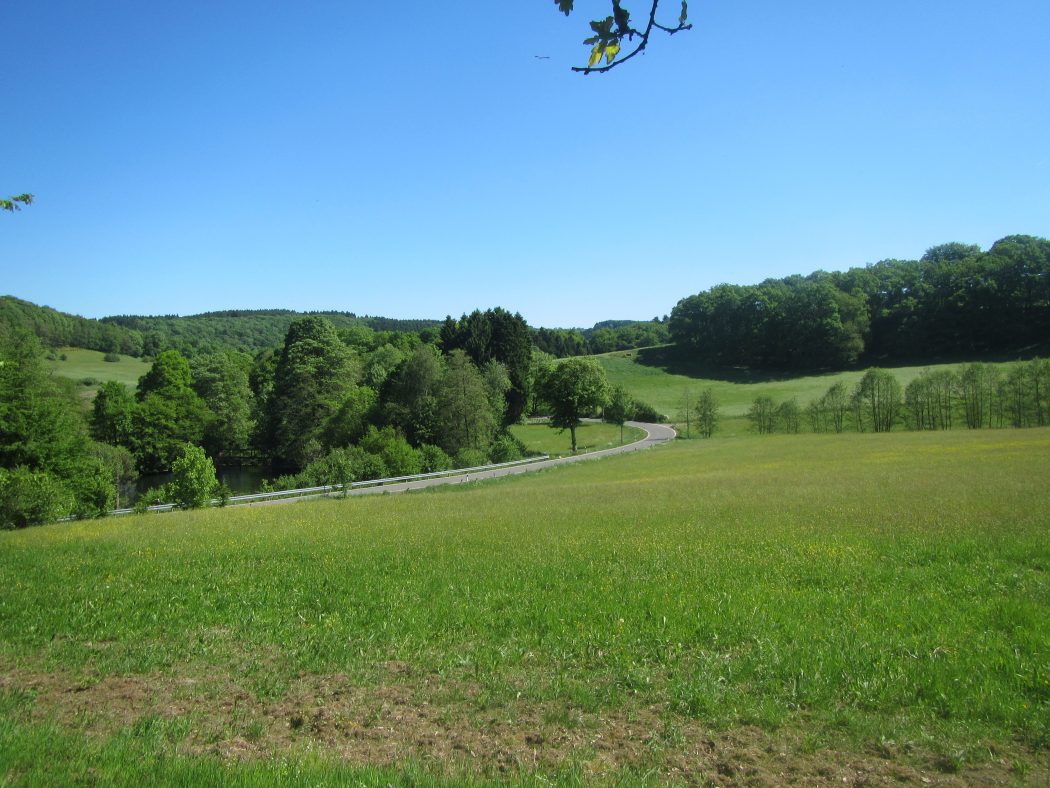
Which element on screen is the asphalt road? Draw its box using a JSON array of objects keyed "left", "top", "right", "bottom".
[{"left": 240, "top": 421, "right": 677, "bottom": 506}]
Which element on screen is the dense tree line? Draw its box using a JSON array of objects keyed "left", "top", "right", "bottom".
[
  {"left": 100, "top": 310, "right": 440, "bottom": 359},
  {"left": 0, "top": 297, "right": 441, "bottom": 361},
  {"left": 670, "top": 235, "right": 1050, "bottom": 371},
  {"left": 0, "top": 296, "right": 144, "bottom": 356}
]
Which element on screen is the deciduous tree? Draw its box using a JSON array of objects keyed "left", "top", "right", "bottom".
[{"left": 539, "top": 358, "right": 610, "bottom": 452}]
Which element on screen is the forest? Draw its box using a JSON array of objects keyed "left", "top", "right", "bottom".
[
  {"left": 669, "top": 234, "right": 1050, "bottom": 369},
  {"left": 0, "top": 306, "right": 644, "bottom": 527}
]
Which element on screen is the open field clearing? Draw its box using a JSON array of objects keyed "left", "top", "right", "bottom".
[
  {"left": 43, "top": 347, "right": 151, "bottom": 403},
  {"left": 596, "top": 348, "right": 987, "bottom": 435},
  {"left": 1, "top": 429, "right": 1048, "bottom": 783},
  {"left": 510, "top": 422, "right": 646, "bottom": 458}
]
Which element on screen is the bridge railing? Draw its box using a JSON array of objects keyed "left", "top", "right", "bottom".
[{"left": 107, "top": 454, "right": 550, "bottom": 516}]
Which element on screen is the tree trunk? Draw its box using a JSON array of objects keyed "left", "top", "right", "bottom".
[{"left": 570, "top": 424, "right": 578, "bottom": 453}]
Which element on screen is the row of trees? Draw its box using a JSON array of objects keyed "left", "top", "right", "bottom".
[
  {"left": 747, "top": 361, "right": 1050, "bottom": 435},
  {"left": 670, "top": 235, "right": 1050, "bottom": 370}
]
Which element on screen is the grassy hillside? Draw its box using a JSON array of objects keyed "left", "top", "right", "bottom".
[
  {"left": 1, "top": 429, "right": 1047, "bottom": 783},
  {"left": 597, "top": 347, "right": 980, "bottom": 435},
  {"left": 43, "top": 347, "right": 151, "bottom": 404}
]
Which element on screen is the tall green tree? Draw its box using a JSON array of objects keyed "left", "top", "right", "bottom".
[
  {"left": 0, "top": 328, "right": 115, "bottom": 523},
  {"left": 191, "top": 351, "right": 254, "bottom": 458},
  {"left": 695, "top": 387, "right": 719, "bottom": 438},
  {"left": 434, "top": 350, "right": 498, "bottom": 456},
  {"left": 747, "top": 396, "right": 777, "bottom": 434},
  {"left": 854, "top": 369, "right": 902, "bottom": 433},
  {"left": 604, "top": 384, "right": 633, "bottom": 443},
  {"left": 263, "top": 316, "right": 360, "bottom": 469},
  {"left": 90, "top": 381, "right": 136, "bottom": 447},
  {"left": 539, "top": 358, "right": 610, "bottom": 453},
  {"left": 440, "top": 308, "right": 533, "bottom": 424},
  {"left": 381, "top": 344, "right": 445, "bottom": 446},
  {"left": 131, "top": 350, "right": 209, "bottom": 473}
]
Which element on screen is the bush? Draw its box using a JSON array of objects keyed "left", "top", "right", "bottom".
[
  {"left": 419, "top": 444, "right": 451, "bottom": 473},
  {"left": 69, "top": 458, "right": 116, "bottom": 519},
  {"left": 631, "top": 399, "right": 663, "bottom": 422},
  {"left": 103, "top": 352, "right": 121, "bottom": 363},
  {"left": 489, "top": 434, "right": 526, "bottom": 464},
  {"left": 453, "top": 448, "right": 489, "bottom": 469},
  {"left": 168, "top": 444, "right": 218, "bottom": 509},
  {"left": 0, "top": 467, "right": 74, "bottom": 529},
  {"left": 359, "top": 426, "right": 422, "bottom": 477},
  {"left": 133, "top": 486, "right": 168, "bottom": 514},
  {"left": 215, "top": 481, "right": 233, "bottom": 507}
]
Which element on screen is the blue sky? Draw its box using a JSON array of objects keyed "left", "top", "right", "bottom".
[{"left": 3, "top": 1, "right": 1048, "bottom": 328}]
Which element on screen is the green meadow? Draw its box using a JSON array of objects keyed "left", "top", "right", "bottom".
[
  {"left": 596, "top": 348, "right": 1002, "bottom": 435},
  {"left": 43, "top": 346, "right": 151, "bottom": 403},
  {"left": 510, "top": 421, "right": 645, "bottom": 457},
  {"left": 1, "top": 428, "right": 1047, "bottom": 783}
]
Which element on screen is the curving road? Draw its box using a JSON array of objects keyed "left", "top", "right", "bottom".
[{"left": 239, "top": 421, "right": 676, "bottom": 506}]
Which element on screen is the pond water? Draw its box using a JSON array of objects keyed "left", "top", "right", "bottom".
[{"left": 121, "top": 466, "right": 272, "bottom": 505}]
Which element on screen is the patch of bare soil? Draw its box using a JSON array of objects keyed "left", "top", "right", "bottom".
[{"left": 0, "top": 661, "right": 1044, "bottom": 785}]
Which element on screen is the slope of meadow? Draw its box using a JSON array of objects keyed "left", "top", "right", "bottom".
[
  {"left": 43, "top": 346, "right": 151, "bottom": 405},
  {"left": 1, "top": 429, "right": 1047, "bottom": 783},
  {"left": 596, "top": 348, "right": 1001, "bottom": 435}
]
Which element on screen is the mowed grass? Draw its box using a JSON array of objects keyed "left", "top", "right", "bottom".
[
  {"left": 596, "top": 348, "right": 974, "bottom": 435},
  {"left": 510, "top": 421, "right": 645, "bottom": 457},
  {"left": 0, "top": 429, "right": 1048, "bottom": 782},
  {"left": 44, "top": 346, "right": 150, "bottom": 403}
]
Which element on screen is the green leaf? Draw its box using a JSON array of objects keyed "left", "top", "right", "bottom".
[
  {"left": 604, "top": 41, "right": 621, "bottom": 63},
  {"left": 588, "top": 43, "right": 604, "bottom": 68},
  {"left": 680, "top": 0, "right": 688, "bottom": 25},
  {"left": 555, "top": 0, "right": 574, "bottom": 16}
]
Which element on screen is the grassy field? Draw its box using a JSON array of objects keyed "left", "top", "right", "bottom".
[
  {"left": 43, "top": 346, "right": 151, "bottom": 404},
  {"left": 1, "top": 428, "right": 1047, "bottom": 783},
  {"left": 510, "top": 421, "right": 645, "bottom": 457},
  {"left": 596, "top": 348, "right": 987, "bottom": 436}
]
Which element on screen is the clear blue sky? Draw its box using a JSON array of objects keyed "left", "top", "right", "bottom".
[{"left": 3, "top": 1, "right": 1048, "bottom": 328}]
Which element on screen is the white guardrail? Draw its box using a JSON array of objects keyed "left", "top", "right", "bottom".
[{"left": 107, "top": 454, "right": 551, "bottom": 517}]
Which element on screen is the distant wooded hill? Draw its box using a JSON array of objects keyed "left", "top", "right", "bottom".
[{"left": 0, "top": 297, "right": 439, "bottom": 358}]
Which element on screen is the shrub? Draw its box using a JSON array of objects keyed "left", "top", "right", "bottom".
[
  {"left": 0, "top": 467, "right": 74, "bottom": 529},
  {"left": 453, "top": 448, "right": 489, "bottom": 469},
  {"left": 632, "top": 399, "right": 663, "bottom": 422},
  {"left": 489, "top": 434, "right": 526, "bottom": 463},
  {"left": 419, "top": 444, "right": 452, "bottom": 473},
  {"left": 359, "top": 426, "right": 422, "bottom": 477},
  {"left": 168, "top": 444, "right": 218, "bottom": 509},
  {"left": 103, "top": 352, "right": 121, "bottom": 363},
  {"left": 133, "top": 486, "right": 168, "bottom": 514}
]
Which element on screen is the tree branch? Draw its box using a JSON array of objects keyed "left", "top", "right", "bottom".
[{"left": 570, "top": 0, "right": 692, "bottom": 74}]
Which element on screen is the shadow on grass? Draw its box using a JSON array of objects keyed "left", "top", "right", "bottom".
[
  {"left": 632, "top": 343, "right": 1050, "bottom": 384},
  {"left": 631, "top": 346, "right": 846, "bottom": 384}
]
